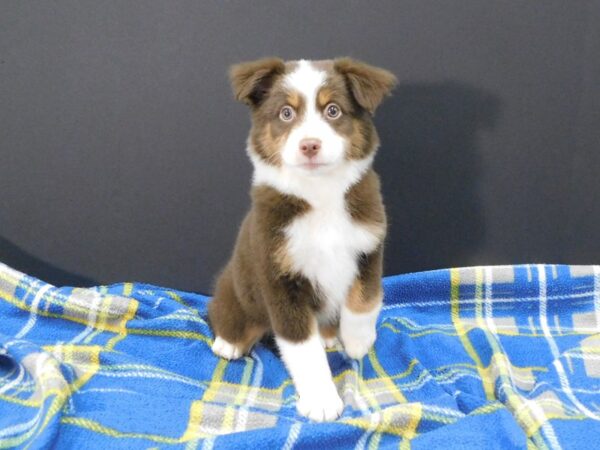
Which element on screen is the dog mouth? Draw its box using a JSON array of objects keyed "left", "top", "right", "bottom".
[{"left": 299, "top": 161, "right": 330, "bottom": 170}]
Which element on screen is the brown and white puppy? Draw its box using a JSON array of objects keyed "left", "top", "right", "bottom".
[{"left": 208, "top": 57, "right": 396, "bottom": 421}]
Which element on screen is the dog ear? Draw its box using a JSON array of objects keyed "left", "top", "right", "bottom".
[
  {"left": 334, "top": 58, "right": 397, "bottom": 114},
  {"left": 229, "top": 58, "right": 286, "bottom": 107}
]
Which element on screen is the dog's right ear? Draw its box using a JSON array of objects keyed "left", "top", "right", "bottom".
[{"left": 229, "top": 58, "right": 286, "bottom": 107}]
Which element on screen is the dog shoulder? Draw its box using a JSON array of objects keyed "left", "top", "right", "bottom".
[
  {"left": 251, "top": 184, "right": 311, "bottom": 232},
  {"left": 345, "top": 169, "right": 387, "bottom": 232}
]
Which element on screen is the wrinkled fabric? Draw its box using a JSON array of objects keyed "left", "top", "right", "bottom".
[{"left": 1, "top": 262, "right": 599, "bottom": 449}]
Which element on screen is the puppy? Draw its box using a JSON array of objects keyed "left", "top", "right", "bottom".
[{"left": 208, "top": 57, "right": 396, "bottom": 421}]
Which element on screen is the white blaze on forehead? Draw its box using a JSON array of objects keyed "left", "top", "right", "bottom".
[
  {"left": 279, "top": 60, "right": 347, "bottom": 170},
  {"left": 283, "top": 60, "right": 326, "bottom": 108}
]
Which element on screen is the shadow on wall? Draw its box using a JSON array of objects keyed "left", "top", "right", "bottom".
[
  {"left": 0, "top": 236, "right": 98, "bottom": 287},
  {"left": 375, "top": 81, "right": 501, "bottom": 275}
]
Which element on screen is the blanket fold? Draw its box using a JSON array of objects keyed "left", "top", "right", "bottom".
[{"left": 1, "top": 262, "right": 599, "bottom": 449}]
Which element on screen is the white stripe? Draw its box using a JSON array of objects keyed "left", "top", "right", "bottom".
[
  {"left": 0, "top": 365, "right": 17, "bottom": 384},
  {"left": 83, "top": 329, "right": 103, "bottom": 344},
  {"left": 538, "top": 264, "right": 600, "bottom": 421},
  {"left": 69, "top": 291, "right": 102, "bottom": 344},
  {"left": 350, "top": 358, "right": 379, "bottom": 450},
  {"left": 593, "top": 266, "right": 600, "bottom": 331},
  {"left": 0, "top": 408, "right": 42, "bottom": 438},
  {"left": 76, "top": 387, "right": 139, "bottom": 395},
  {"left": 201, "top": 435, "right": 215, "bottom": 450},
  {"left": 14, "top": 284, "right": 51, "bottom": 339},
  {"left": 484, "top": 267, "right": 560, "bottom": 448},
  {"left": 282, "top": 422, "right": 302, "bottom": 450},
  {"left": 528, "top": 316, "right": 537, "bottom": 335},
  {"left": 381, "top": 289, "right": 596, "bottom": 310},
  {"left": 0, "top": 362, "right": 24, "bottom": 395},
  {"left": 97, "top": 370, "right": 204, "bottom": 388},
  {"left": 552, "top": 315, "right": 562, "bottom": 336},
  {"left": 484, "top": 267, "right": 497, "bottom": 335},
  {"left": 235, "top": 350, "right": 263, "bottom": 432}
]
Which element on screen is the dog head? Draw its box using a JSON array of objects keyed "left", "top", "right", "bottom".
[{"left": 230, "top": 58, "right": 396, "bottom": 177}]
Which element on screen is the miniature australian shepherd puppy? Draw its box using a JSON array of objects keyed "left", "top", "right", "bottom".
[{"left": 208, "top": 57, "right": 397, "bottom": 421}]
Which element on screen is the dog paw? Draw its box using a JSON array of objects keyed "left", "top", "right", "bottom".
[
  {"left": 320, "top": 336, "right": 338, "bottom": 349},
  {"left": 211, "top": 336, "right": 243, "bottom": 360},
  {"left": 341, "top": 332, "right": 376, "bottom": 360},
  {"left": 296, "top": 384, "right": 344, "bottom": 421}
]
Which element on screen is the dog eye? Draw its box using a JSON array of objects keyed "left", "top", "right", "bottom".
[
  {"left": 279, "top": 105, "right": 296, "bottom": 122},
  {"left": 325, "top": 103, "right": 341, "bottom": 119}
]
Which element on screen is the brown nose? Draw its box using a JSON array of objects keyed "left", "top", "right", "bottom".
[{"left": 299, "top": 138, "right": 321, "bottom": 158}]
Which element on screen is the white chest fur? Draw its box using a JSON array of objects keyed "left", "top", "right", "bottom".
[
  {"left": 251, "top": 154, "right": 381, "bottom": 323},
  {"left": 284, "top": 195, "right": 380, "bottom": 323}
]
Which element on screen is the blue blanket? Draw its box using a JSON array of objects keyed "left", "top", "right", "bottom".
[{"left": 1, "top": 262, "right": 600, "bottom": 449}]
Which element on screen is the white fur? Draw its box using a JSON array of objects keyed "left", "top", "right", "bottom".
[
  {"left": 281, "top": 60, "right": 347, "bottom": 170},
  {"left": 250, "top": 152, "right": 373, "bottom": 205},
  {"left": 244, "top": 60, "right": 384, "bottom": 421},
  {"left": 276, "top": 330, "right": 344, "bottom": 421},
  {"left": 320, "top": 335, "right": 338, "bottom": 349},
  {"left": 251, "top": 153, "right": 381, "bottom": 325},
  {"left": 211, "top": 336, "right": 243, "bottom": 360},
  {"left": 340, "top": 293, "right": 383, "bottom": 359},
  {"left": 248, "top": 61, "right": 382, "bottom": 333},
  {"left": 285, "top": 190, "right": 380, "bottom": 324}
]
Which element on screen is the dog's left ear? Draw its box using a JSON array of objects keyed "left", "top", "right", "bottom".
[
  {"left": 334, "top": 58, "right": 397, "bottom": 114},
  {"left": 229, "top": 57, "right": 286, "bottom": 107}
]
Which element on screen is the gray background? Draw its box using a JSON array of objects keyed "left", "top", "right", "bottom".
[{"left": 1, "top": 1, "right": 598, "bottom": 294}]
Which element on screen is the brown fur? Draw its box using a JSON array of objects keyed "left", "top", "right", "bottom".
[
  {"left": 234, "top": 57, "right": 395, "bottom": 166},
  {"left": 333, "top": 58, "right": 398, "bottom": 114},
  {"left": 208, "top": 185, "right": 321, "bottom": 345},
  {"left": 229, "top": 58, "right": 286, "bottom": 106},
  {"left": 345, "top": 170, "right": 386, "bottom": 313},
  {"left": 319, "top": 322, "right": 339, "bottom": 339},
  {"left": 345, "top": 168, "right": 387, "bottom": 235},
  {"left": 349, "top": 247, "right": 384, "bottom": 313},
  {"left": 209, "top": 57, "right": 395, "bottom": 353}
]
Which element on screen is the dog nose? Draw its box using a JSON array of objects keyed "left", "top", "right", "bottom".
[{"left": 299, "top": 138, "right": 321, "bottom": 158}]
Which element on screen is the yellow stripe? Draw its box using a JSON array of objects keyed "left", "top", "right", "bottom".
[
  {"left": 122, "top": 283, "right": 133, "bottom": 296},
  {"left": 181, "top": 401, "right": 208, "bottom": 441},
  {"left": 166, "top": 290, "right": 192, "bottom": 307},
  {"left": 125, "top": 327, "right": 211, "bottom": 344},
  {"left": 183, "top": 357, "right": 230, "bottom": 439},
  {"left": 368, "top": 349, "right": 406, "bottom": 404},
  {"left": 222, "top": 357, "right": 254, "bottom": 432},
  {"left": 450, "top": 268, "right": 494, "bottom": 399},
  {"left": 0, "top": 393, "right": 44, "bottom": 407},
  {"left": 168, "top": 361, "right": 420, "bottom": 400},
  {"left": 203, "top": 359, "right": 228, "bottom": 402},
  {"left": 470, "top": 268, "right": 550, "bottom": 445},
  {"left": 355, "top": 357, "right": 382, "bottom": 416},
  {"left": 342, "top": 403, "right": 422, "bottom": 438},
  {"left": 0, "top": 276, "right": 138, "bottom": 334},
  {"left": 61, "top": 417, "right": 181, "bottom": 444},
  {"left": 106, "top": 299, "right": 139, "bottom": 350},
  {"left": 18, "top": 347, "right": 101, "bottom": 450},
  {"left": 399, "top": 402, "right": 422, "bottom": 450},
  {"left": 367, "top": 432, "right": 382, "bottom": 450},
  {"left": 383, "top": 320, "right": 590, "bottom": 339}
]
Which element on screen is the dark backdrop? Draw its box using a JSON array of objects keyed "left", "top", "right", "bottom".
[{"left": 1, "top": 1, "right": 598, "bottom": 294}]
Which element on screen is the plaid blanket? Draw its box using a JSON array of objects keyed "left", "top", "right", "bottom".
[{"left": 1, "top": 262, "right": 600, "bottom": 449}]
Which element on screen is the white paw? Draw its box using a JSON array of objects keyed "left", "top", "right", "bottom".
[
  {"left": 211, "top": 336, "right": 243, "bottom": 360},
  {"left": 341, "top": 330, "right": 376, "bottom": 360},
  {"left": 320, "top": 336, "right": 338, "bottom": 349},
  {"left": 296, "top": 383, "right": 344, "bottom": 422}
]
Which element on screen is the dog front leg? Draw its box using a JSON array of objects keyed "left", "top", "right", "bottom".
[
  {"left": 340, "top": 247, "right": 384, "bottom": 359},
  {"left": 268, "top": 275, "right": 343, "bottom": 421},
  {"left": 276, "top": 326, "right": 343, "bottom": 421}
]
